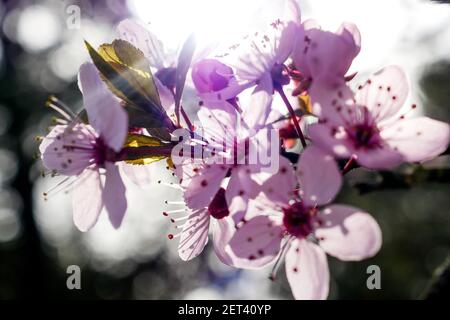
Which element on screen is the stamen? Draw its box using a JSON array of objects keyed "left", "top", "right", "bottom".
[
  {"left": 163, "top": 209, "right": 186, "bottom": 215},
  {"left": 42, "top": 176, "right": 76, "bottom": 199},
  {"left": 45, "top": 96, "right": 76, "bottom": 121},
  {"left": 269, "top": 236, "right": 293, "bottom": 281},
  {"left": 51, "top": 117, "right": 69, "bottom": 125},
  {"left": 379, "top": 104, "right": 418, "bottom": 130},
  {"left": 167, "top": 232, "right": 182, "bottom": 240},
  {"left": 170, "top": 216, "right": 189, "bottom": 223},
  {"left": 158, "top": 180, "right": 184, "bottom": 190}
]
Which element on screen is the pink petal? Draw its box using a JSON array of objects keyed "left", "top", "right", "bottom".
[
  {"left": 245, "top": 126, "right": 282, "bottom": 174},
  {"left": 308, "top": 123, "right": 352, "bottom": 159},
  {"left": 275, "top": 0, "right": 302, "bottom": 63},
  {"left": 355, "top": 66, "right": 408, "bottom": 124},
  {"left": 78, "top": 63, "right": 128, "bottom": 152},
  {"left": 72, "top": 167, "right": 103, "bottom": 232},
  {"left": 299, "top": 22, "right": 360, "bottom": 85},
  {"left": 354, "top": 146, "right": 403, "bottom": 170},
  {"left": 103, "top": 162, "right": 127, "bottom": 229},
  {"left": 212, "top": 216, "right": 237, "bottom": 266},
  {"left": 309, "top": 80, "right": 355, "bottom": 122},
  {"left": 178, "top": 208, "right": 210, "bottom": 261},
  {"left": 154, "top": 76, "right": 175, "bottom": 113},
  {"left": 117, "top": 19, "right": 166, "bottom": 69},
  {"left": 275, "top": 21, "right": 299, "bottom": 65},
  {"left": 297, "top": 146, "right": 342, "bottom": 207},
  {"left": 225, "top": 165, "right": 262, "bottom": 209},
  {"left": 183, "top": 164, "right": 228, "bottom": 210},
  {"left": 197, "top": 102, "right": 238, "bottom": 149},
  {"left": 285, "top": 0, "right": 302, "bottom": 23},
  {"left": 285, "top": 239, "right": 329, "bottom": 300},
  {"left": 242, "top": 73, "right": 273, "bottom": 130},
  {"left": 228, "top": 192, "right": 274, "bottom": 225},
  {"left": 292, "top": 19, "right": 320, "bottom": 79},
  {"left": 337, "top": 22, "right": 361, "bottom": 58},
  {"left": 228, "top": 215, "right": 284, "bottom": 269},
  {"left": 231, "top": 3, "right": 298, "bottom": 84},
  {"left": 228, "top": 195, "right": 248, "bottom": 225},
  {"left": 121, "top": 163, "right": 153, "bottom": 187},
  {"left": 197, "top": 80, "right": 254, "bottom": 104},
  {"left": 382, "top": 117, "right": 450, "bottom": 163},
  {"left": 260, "top": 156, "right": 297, "bottom": 207},
  {"left": 232, "top": 46, "right": 272, "bottom": 83},
  {"left": 315, "top": 204, "right": 382, "bottom": 261},
  {"left": 212, "top": 216, "right": 274, "bottom": 269},
  {"left": 40, "top": 124, "right": 94, "bottom": 176}
]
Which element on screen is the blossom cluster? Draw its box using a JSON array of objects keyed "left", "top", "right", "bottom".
[{"left": 39, "top": 1, "right": 450, "bottom": 299}]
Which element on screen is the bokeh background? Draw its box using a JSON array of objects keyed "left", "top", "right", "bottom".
[{"left": 0, "top": 0, "right": 450, "bottom": 299}]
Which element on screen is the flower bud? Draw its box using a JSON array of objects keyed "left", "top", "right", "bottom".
[{"left": 192, "top": 59, "right": 235, "bottom": 94}]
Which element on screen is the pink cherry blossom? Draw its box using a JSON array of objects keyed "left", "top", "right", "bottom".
[
  {"left": 228, "top": 147, "right": 382, "bottom": 299},
  {"left": 175, "top": 101, "right": 277, "bottom": 211},
  {"left": 165, "top": 98, "right": 280, "bottom": 262},
  {"left": 309, "top": 65, "right": 450, "bottom": 169},
  {"left": 191, "top": 0, "right": 301, "bottom": 129},
  {"left": 34, "top": 0, "right": 450, "bottom": 301},
  {"left": 40, "top": 63, "right": 128, "bottom": 231}
]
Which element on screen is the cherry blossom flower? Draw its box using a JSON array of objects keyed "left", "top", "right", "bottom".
[
  {"left": 191, "top": 0, "right": 301, "bottom": 131},
  {"left": 228, "top": 147, "right": 382, "bottom": 299},
  {"left": 40, "top": 63, "right": 128, "bottom": 231},
  {"left": 309, "top": 65, "right": 450, "bottom": 169},
  {"left": 163, "top": 97, "right": 281, "bottom": 262},
  {"left": 174, "top": 102, "right": 275, "bottom": 214},
  {"left": 36, "top": 0, "right": 450, "bottom": 301}
]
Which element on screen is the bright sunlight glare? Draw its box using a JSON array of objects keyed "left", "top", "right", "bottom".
[{"left": 128, "top": 0, "right": 272, "bottom": 50}]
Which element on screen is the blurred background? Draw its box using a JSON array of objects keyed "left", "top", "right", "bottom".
[{"left": 0, "top": 0, "right": 449, "bottom": 299}]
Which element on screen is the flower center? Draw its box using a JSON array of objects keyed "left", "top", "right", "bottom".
[
  {"left": 155, "top": 67, "right": 177, "bottom": 90},
  {"left": 271, "top": 63, "right": 290, "bottom": 89},
  {"left": 349, "top": 123, "right": 381, "bottom": 149},
  {"left": 93, "top": 137, "right": 116, "bottom": 166},
  {"left": 208, "top": 188, "right": 230, "bottom": 219},
  {"left": 282, "top": 202, "right": 314, "bottom": 238}
]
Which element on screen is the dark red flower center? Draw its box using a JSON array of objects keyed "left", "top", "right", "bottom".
[
  {"left": 348, "top": 123, "right": 381, "bottom": 149},
  {"left": 282, "top": 202, "right": 314, "bottom": 238},
  {"left": 93, "top": 137, "right": 116, "bottom": 166},
  {"left": 271, "top": 63, "right": 290, "bottom": 89}
]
